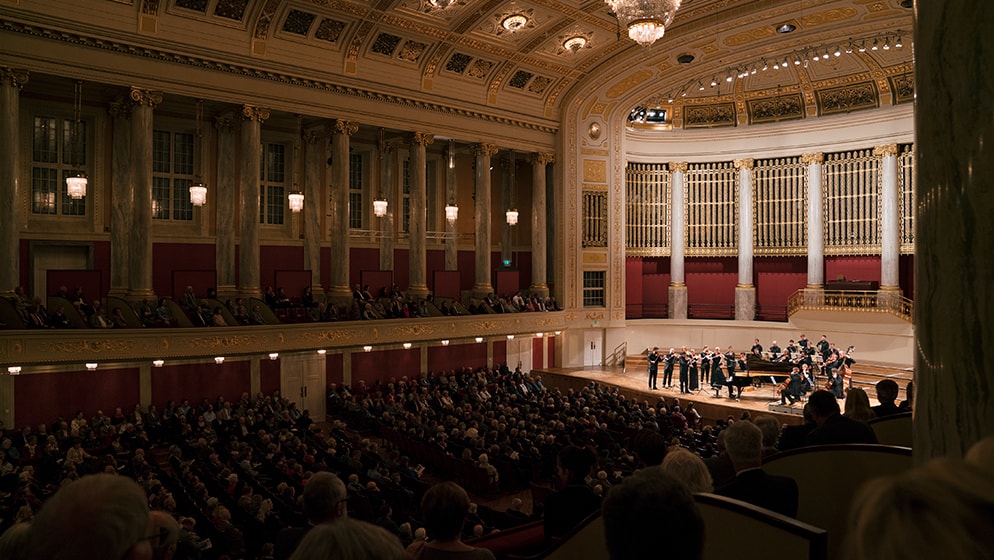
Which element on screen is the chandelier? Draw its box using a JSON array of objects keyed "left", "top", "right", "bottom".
[
  {"left": 605, "top": 0, "right": 681, "bottom": 47},
  {"left": 66, "top": 80, "right": 88, "bottom": 199}
]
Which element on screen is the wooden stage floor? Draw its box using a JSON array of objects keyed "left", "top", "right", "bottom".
[{"left": 534, "top": 365, "right": 884, "bottom": 426}]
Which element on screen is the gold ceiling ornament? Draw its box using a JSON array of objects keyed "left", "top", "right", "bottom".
[{"left": 604, "top": 0, "right": 682, "bottom": 47}]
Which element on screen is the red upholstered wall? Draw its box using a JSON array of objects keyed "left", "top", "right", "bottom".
[
  {"left": 458, "top": 251, "right": 475, "bottom": 293},
  {"left": 548, "top": 336, "right": 556, "bottom": 368},
  {"left": 532, "top": 337, "right": 543, "bottom": 370},
  {"left": 261, "top": 245, "right": 304, "bottom": 292},
  {"left": 352, "top": 348, "right": 422, "bottom": 386},
  {"left": 260, "top": 358, "right": 281, "bottom": 396},
  {"left": 393, "top": 249, "right": 410, "bottom": 291},
  {"left": 427, "top": 342, "right": 488, "bottom": 373},
  {"left": 686, "top": 258, "right": 737, "bottom": 305},
  {"left": 626, "top": 258, "right": 644, "bottom": 318},
  {"left": 433, "top": 271, "right": 461, "bottom": 300},
  {"left": 93, "top": 240, "right": 111, "bottom": 296},
  {"left": 351, "top": 248, "right": 380, "bottom": 289},
  {"left": 492, "top": 340, "right": 507, "bottom": 367},
  {"left": 154, "top": 243, "right": 215, "bottom": 298},
  {"left": 361, "top": 270, "right": 394, "bottom": 298},
  {"left": 825, "top": 256, "right": 881, "bottom": 283},
  {"left": 47, "top": 270, "right": 102, "bottom": 304},
  {"left": 755, "top": 257, "right": 807, "bottom": 308},
  {"left": 14, "top": 367, "right": 140, "bottom": 428},
  {"left": 151, "top": 361, "right": 251, "bottom": 409},
  {"left": 274, "top": 270, "right": 313, "bottom": 300},
  {"left": 326, "top": 353, "right": 344, "bottom": 387},
  {"left": 171, "top": 270, "right": 217, "bottom": 302}
]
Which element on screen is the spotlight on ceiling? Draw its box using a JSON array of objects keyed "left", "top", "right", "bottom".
[{"left": 776, "top": 23, "right": 796, "bottom": 34}]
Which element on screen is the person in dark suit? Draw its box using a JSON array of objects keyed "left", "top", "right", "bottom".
[
  {"left": 778, "top": 403, "right": 817, "bottom": 451},
  {"left": 274, "top": 472, "right": 348, "bottom": 560},
  {"left": 780, "top": 367, "right": 804, "bottom": 406},
  {"left": 647, "top": 347, "right": 661, "bottom": 390},
  {"left": 829, "top": 368, "right": 846, "bottom": 399},
  {"left": 662, "top": 349, "right": 676, "bottom": 388},
  {"left": 678, "top": 352, "right": 690, "bottom": 394},
  {"left": 751, "top": 338, "right": 764, "bottom": 356},
  {"left": 543, "top": 446, "right": 599, "bottom": 542},
  {"left": 716, "top": 420, "right": 799, "bottom": 517},
  {"left": 872, "top": 379, "right": 902, "bottom": 417},
  {"left": 803, "top": 390, "right": 878, "bottom": 446}
]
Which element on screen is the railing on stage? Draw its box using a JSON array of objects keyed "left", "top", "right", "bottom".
[{"left": 787, "top": 288, "right": 913, "bottom": 322}]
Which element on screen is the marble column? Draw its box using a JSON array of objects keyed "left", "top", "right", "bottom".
[
  {"left": 127, "top": 87, "right": 162, "bottom": 301},
  {"left": 215, "top": 115, "right": 238, "bottom": 300},
  {"left": 501, "top": 152, "right": 513, "bottom": 268},
  {"left": 530, "top": 152, "right": 554, "bottom": 298},
  {"left": 668, "top": 162, "right": 688, "bottom": 319},
  {"left": 472, "top": 143, "right": 499, "bottom": 299},
  {"left": 444, "top": 139, "right": 458, "bottom": 271},
  {"left": 108, "top": 100, "right": 131, "bottom": 298},
  {"left": 914, "top": 0, "right": 994, "bottom": 460},
  {"left": 408, "top": 131, "right": 433, "bottom": 299},
  {"left": 803, "top": 153, "right": 825, "bottom": 291},
  {"left": 0, "top": 68, "right": 27, "bottom": 298},
  {"left": 875, "top": 144, "right": 901, "bottom": 307},
  {"left": 379, "top": 136, "right": 396, "bottom": 272},
  {"left": 328, "top": 119, "right": 358, "bottom": 302},
  {"left": 304, "top": 126, "right": 327, "bottom": 293},
  {"left": 734, "top": 158, "right": 756, "bottom": 320},
  {"left": 239, "top": 104, "right": 269, "bottom": 300}
]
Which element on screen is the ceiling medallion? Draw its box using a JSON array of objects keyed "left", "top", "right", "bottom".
[
  {"left": 604, "top": 0, "right": 682, "bottom": 47},
  {"left": 502, "top": 14, "right": 528, "bottom": 33},
  {"left": 428, "top": 0, "right": 453, "bottom": 8},
  {"left": 563, "top": 36, "right": 588, "bottom": 53}
]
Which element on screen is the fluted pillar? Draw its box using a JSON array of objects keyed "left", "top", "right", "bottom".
[
  {"left": 668, "top": 162, "right": 687, "bottom": 319},
  {"left": 530, "top": 152, "right": 554, "bottom": 297},
  {"left": 444, "top": 140, "right": 458, "bottom": 271},
  {"left": 876, "top": 144, "right": 901, "bottom": 299},
  {"left": 379, "top": 135, "right": 395, "bottom": 271},
  {"left": 472, "top": 143, "right": 499, "bottom": 299},
  {"left": 328, "top": 119, "right": 358, "bottom": 300},
  {"left": 0, "top": 68, "right": 27, "bottom": 298},
  {"left": 803, "top": 153, "right": 825, "bottom": 289},
  {"left": 735, "top": 158, "right": 756, "bottom": 320},
  {"left": 215, "top": 115, "right": 237, "bottom": 300},
  {"left": 501, "top": 152, "right": 514, "bottom": 268},
  {"left": 914, "top": 0, "right": 994, "bottom": 460},
  {"left": 239, "top": 105, "right": 269, "bottom": 299},
  {"left": 108, "top": 99, "right": 132, "bottom": 298},
  {"left": 127, "top": 87, "right": 162, "bottom": 300},
  {"left": 408, "top": 132, "right": 433, "bottom": 298},
  {"left": 304, "top": 126, "right": 328, "bottom": 293}
]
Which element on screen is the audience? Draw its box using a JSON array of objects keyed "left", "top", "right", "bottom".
[
  {"left": 660, "top": 448, "right": 714, "bottom": 493},
  {"left": 871, "top": 379, "right": 902, "bottom": 418},
  {"left": 290, "top": 518, "right": 404, "bottom": 560},
  {"left": 275, "top": 472, "right": 348, "bottom": 560},
  {"left": 804, "top": 390, "right": 878, "bottom": 446},
  {"left": 602, "top": 469, "right": 704, "bottom": 560},
  {"left": 715, "top": 420, "right": 798, "bottom": 517},
  {"left": 407, "top": 482, "right": 495, "bottom": 560},
  {"left": 543, "top": 446, "right": 600, "bottom": 542},
  {"left": 843, "top": 387, "right": 876, "bottom": 423}
]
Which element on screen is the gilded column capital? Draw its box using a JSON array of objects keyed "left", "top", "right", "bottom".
[
  {"left": 129, "top": 87, "right": 163, "bottom": 107},
  {"left": 408, "top": 131, "right": 435, "bottom": 146},
  {"left": 668, "top": 161, "right": 688, "bottom": 173},
  {"left": 0, "top": 67, "right": 29, "bottom": 89},
  {"left": 533, "top": 152, "right": 555, "bottom": 166},
  {"left": 733, "top": 158, "right": 755, "bottom": 170},
  {"left": 304, "top": 128, "right": 328, "bottom": 144},
  {"left": 473, "top": 143, "right": 500, "bottom": 157},
  {"left": 214, "top": 115, "right": 234, "bottom": 132},
  {"left": 873, "top": 144, "right": 899, "bottom": 157},
  {"left": 108, "top": 99, "right": 131, "bottom": 119},
  {"left": 333, "top": 119, "right": 359, "bottom": 136},
  {"left": 801, "top": 152, "right": 824, "bottom": 165},
  {"left": 241, "top": 104, "right": 271, "bottom": 123}
]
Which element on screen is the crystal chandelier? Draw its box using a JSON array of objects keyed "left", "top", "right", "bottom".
[
  {"left": 605, "top": 0, "right": 681, "bottom": 47},
  {"left": 373, "top": 198, "right": 389, "bottom": 218},
  {"left": 66, "top": 80, "right": 88, "bottom": 199},
  {"left": 445, "top": 203, "right": 459, "bottom": 223},
  {"left": 189, "top": 99, "right": 207, "bottom": 206},
  {"left": 288, "top": 191, "right": 304, "bottom": 213}
]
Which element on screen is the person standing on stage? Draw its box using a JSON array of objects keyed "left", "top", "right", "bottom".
[
  {"left": 663, "top": 349, "right": 676, "bottom": 388},
  {"left": 828, "top": 368, "right": 845, "bottom": 399},
  {"left": 798, "top": 334, "right": 810, "bottom": 350},
  {"left": 817, "top": 335, "right": 831, "bottom": 363},
  {"left": 678, "top": 351, "right": 690, "bottom": 394},
  {"left": 724, "top": 346, "right": 738, "bottom": 399},
  {"left": 647, "top": 347, "right": 661, "bottom": 390},
  {"left": 701, "top": 347, "right": 711, "bottom": 385},
  {"left": 688, "top": 350, "right": 700, "bottom": 392},
  {"left": 751, "top": 339, "right": 764, "bottom": 356}
]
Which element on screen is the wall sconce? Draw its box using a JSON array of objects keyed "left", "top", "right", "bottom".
[
  {"left": 85, "top": 363, "right": 98, "bottom": 371},
  {"left": 214, "top": 356, "right": 225, "bottom": 364},
  {"left": 441, "top": 339, "right": 450, "bottom": 346},
  {"left": 536, "top": 332, "right": 544, "bottom": 337},
  {"left": 288, "top": 191, "right": 304, "bottom": 213},
  {"left": 152, "top": 360, "right": 164, "bottom": 368},
  {"left": 373, "top": 198, "right": 388, "bottom": 218},
  {"left": 554, "top": 331, "right": 562, "bottom": 335},
  {"left": 363, "top": 345, "right": 373, "bottom": 352},
  {"left": 506, "top": 334, "right": 515, "bottom": 340},
  {"left": 7, "top": 366, "right": 21, "bottom": 375},
  {"left": 403, "top": 342, "right": 412, "bottom": 349},
  {"left": 445, "top": 203, "right": 459, "bottom": 223},
  {"left": 317, "top": 349, "right": 327, "bottom": 355},
  {"left": 268, "top": 353, "right": 279, "bottom": 360},
  {"left": 475, "top": 337, "right": 484, "bottom": 343}
]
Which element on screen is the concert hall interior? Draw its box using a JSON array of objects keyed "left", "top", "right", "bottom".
[{"left": 1, "top": 0, "right": 993, "bottom": 559}]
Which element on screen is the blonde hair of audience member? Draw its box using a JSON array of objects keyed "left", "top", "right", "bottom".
[
  {"left": 24, "top": 473, "right": 154, "bottom": 560},
  {"left": 753, "top": 415, "right": 781, "bottom": 449},
  {"left": 721, "top": 421, "right": 763, "bottom": 470},
  {"left": 288, "top": 518, "right": 404, "bottom": 560},
  {"left": 661, "top": 448, "right": 714, "bottom": 493},
  {"left": 0, "top": 522, "right": 30, "bottom": 560},
  {"left": 843, "top": 387, "right": 875, "bottom": 423},
  {"left": 847, "top": 458, "right": 994, "bottom": 560}
]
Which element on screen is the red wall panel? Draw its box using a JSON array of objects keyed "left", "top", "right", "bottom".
[
  {"left": 171, "top": 270, "right": 217, "bottom": 302},
  {"left": 756, "top": 272, "right": 807, "bottom": 308},
  {"left": 458, "top": 251, "right": 475, "bottom": 294},
  {"left": 685, "top": 257, "right": 737, "bottom": 274},
  {"left": 273, "top": 270, "right": 313, "bottom": 300},
  {"left": 532, "top": 337, "right": 543, "bottom": 370},
  {"left": 432, "top": 271, "right": 461, "bottom": 300},
  {"left": 261, "top": 245, "right": 304, "bottom": 292},
  {"left": 686, "top": 272, "right": 737, "bottom": 304},
  {"left": 151, "top": 361, "right": 251, "bottom": 409},
  {"left": 260, "top": 357, "right": 281, "bottom": 396},
  {"left": 392, "top": 249, "right": 410, "bottom": 291},
  {"left": 495, "top": 270, "right": 520, "bottom": 297},
  {"left": 548, "top": 336, "right": 556, "bottom": 368},
  {"left": 352, "top": 348, "right": 422, "bottom": 387},
  {"left": 492, "top": 340, "right": 507, "bottom": 368},
  {"left": 825, "top": 256, "right": 881, "bottom": 283},
  {"left": 350, "top": 248, "right": 380, "bottom": 289},
  {"left": 326, "top": 353, "right": 344, "bottom": 388},
  {"left": 47, "top": 270, "right": 102, "bottom": 305},
  {"left": 360, "top": 270, "right": 394, "bottom": 299},
  {"left": 153, "top": 243, "right": 216, "bottom": 299},
  {"left": 14, "top": 367, "right": 140, "bottom": 428},
  {"left": 93, "top": 240, "right": 111, "bottom": 296},
  {"left": 427, "top": 342, "right": 488, "bottom": 373}
]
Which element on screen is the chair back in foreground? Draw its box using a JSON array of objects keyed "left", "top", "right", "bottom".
[
  {"left": 467, "top": 520, "right": 545, "bottom": 560},
  {"left": 541, "top": 514, "right": 609, "bottom": 560},
  {"left": 762, "top": 444, "right": 912, "bottom": 560},
  {"left": 867, "top": 412, "right": 912, "bottom": 447},
  {"left": 694, "top": 493, "right": 827, "bottom": 560}
]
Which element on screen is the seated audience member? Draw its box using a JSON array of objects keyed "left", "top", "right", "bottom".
[
  {"left": 661, "top": 447, "right": 714, "bottom": 493},
  {"left": 716, "top": 420, "right": 798, "bottom": 517},
  {"left": 181, "top": 285, "right": 198, "bottom": 312},
  {"left": 406, "top": 481, "right": 496, "bottom": 560},
  {"left": 149, "top": 510, "right": 180, "bottom": 560},
  {"left": 753, "top": 415, "right": 782, "bottom": 459},
  {"left": 23, "top": 473, "right": 154, "bottom": 560},
  {"left": 602, "top": 469, "right": 705, "bottom": 560},
  {"left": 632, "top": 428, "right": 668, "bottom": 469},
  {"left": 704, "top": 430, "right": 737, "bottom": 490},
  {"left": 844, "top": 387, "right": 876, "bottom": 423},
  {"left": 899, "top": 381, "right": 913, "bottom": 412},
  {"left": 804, "top": 390, "right": 878, "bottom": 446},
  {"left": 777, "top": 403, "right": 816, "bottom": 451},
  {"left": 847, "top": 458, "right": 994, "bottom": 560},
  {"left": 211, "top": 306, "right": 228, "bottom": 327},
  {"left": 872, "top": 379, "right": 902, "bottom": 418},
  {"left": 290, "top": 518, "right": 404, "bottom": 560},
  {"left": 0, "top": 522, "right": 30, "bottom": 560},
  {"left": 275, "top": 472, "right": 348, "bottom": 560},
  {"left": 155, "top": 298, "right": 173, "bottom": 326},
  {"left": 543, "top": 445, "right": 600, "bottom": 542}
]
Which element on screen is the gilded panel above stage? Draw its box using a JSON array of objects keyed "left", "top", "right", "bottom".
[
  {"left": 817, "top": 82, "right": 879, "bottom": 116},
  {"left": 684, "top": 103, "right": 736, "bottom": 128},
  {"left": 583, "top": 160, "right": 608, "bottom": 183},
  {"left": 889, "top": 72, "right": 914, "bottom": 105}
]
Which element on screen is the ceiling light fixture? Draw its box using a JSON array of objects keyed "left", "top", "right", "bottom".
[
  {"left": 66, "top": 80, "right": 88, "bottom": 200},
  {"left": 152, "top": 360, "right": 164, "bottom": 368},
  {"left": 190, "top": 99, "right": 207, "bottom": 206},
  {"left": 428, "top": 0, "right": 453, "bottom": 8},
  {"left": 373, "top": 198, "right": 388, "bottom": 218},
  {"left": 288, "top": 191, "right": 304, "bottom": 213},
  {"left": 605, "top": 0, "right": 681, "bottom": 47},
  {"left": 445, "top": 203, "right": 459, "bottom": 223},
  {"left": 563, "top": 36, "right": 587, "bottom": 53},
  {"left": 776, "top": 23, "right": 796, "bottom": 34},
  {"left": 501, "top": 14, "right": 528, "bottom": 33}
]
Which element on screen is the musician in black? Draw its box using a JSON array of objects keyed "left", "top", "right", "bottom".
[
  {"left": 828, "top": 368, "right": 845, "bottom": 399},
  {"left": 780, "top": 367, "right": 804, "bottom": 406},
  {"left": 798, "top": 334, "right": 810, "bottom": 350},
  {"left": 751, "top": 338, "right": 764, "bottom": 356},
  {"left": 724, "top": 346, "right": 741, "bottom": 398},
  {"left": 700, "top": 348, "right": 711, "bottom": 385},
  {"left": 647, "top": 347, "right": 661, "bottom": 390},
  {"left": 678, "top": 352, "right": 690, "bottom": 394},
  {"left": 662, "top": 349, "right": 676, "bottom": 388},
  {"left": 711, "top": 354, "right": 723, "bottom": 394},
  {"left": 769, "top": 340, "right": 782, "bottom": 361},
  {"left": 817, "top": 335, "right": 832, "bottom": 363}
]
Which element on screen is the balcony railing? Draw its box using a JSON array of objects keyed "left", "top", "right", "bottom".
[{"left": 787, "top": 289, "right": 913, "bottom": 322}]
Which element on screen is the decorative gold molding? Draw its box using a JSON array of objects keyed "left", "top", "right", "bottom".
[
  {"left": 333, "top": 119, "right": 359, "bottom": 136},
  {"left": 534, "top": 152, "right": 555, "bottom": 165},
  {"left": 129, "top": 86, "right": 163, "bottom": 107},
  {"left": 473, "top": 143, "right": 500, "bottom": 157},
  {"left": 801, "top": 152, "right": 824, "bottom": 165},
  {"left": 241, "top": 104, "right": 271, "bottom": 122},
  {"left": 0, "top": 67, "right": 29, "bottom": 89},
  {"left": 873, "top": 144, "right": 899, "bottom": 157},
  {"left": 409, "top": 131, "right": 435, "bottom": 145},
  {"left": 733, "top": 158, "right": 754, "bottom": 170},
  {"left": 668, "top": 162, "right": 688, "bottom": 173}
]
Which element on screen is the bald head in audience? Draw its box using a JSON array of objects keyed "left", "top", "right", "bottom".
[
  {"left": 302, "top": 472, "right": 348, "bottom": 524},
  {"left": 24, "top": 473, "right": 154, "bottom": 560}
]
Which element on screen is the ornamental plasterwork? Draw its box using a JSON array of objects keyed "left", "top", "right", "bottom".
[
  {"left": 817, "top": 82, "right": 878, "bottom": 115},
  {"left": 798, "top": 7, "right": 858, "bottom": 28},
  {"left": 583, "top": 160, "right": 607, "bottom": 183},
  {"left": 606, "top": 70, "right": 652, "bottom": 99},
  {"left": 684, "top": 103, "right": 736, "bottom": 128},
  {"left": 724, "top": 25, "right": 777, "bottom": 47},
  {"left": 889, "top": 72, "right": 914, "bottom": 104}
]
